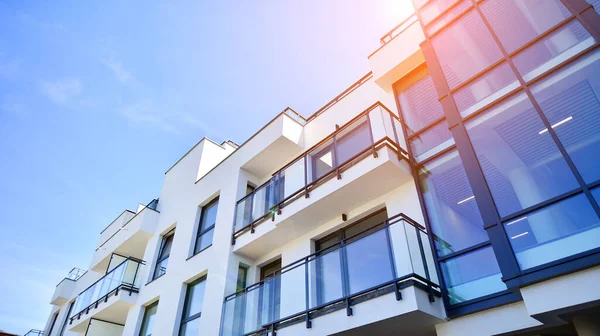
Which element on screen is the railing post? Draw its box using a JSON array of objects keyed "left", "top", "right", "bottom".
[
  {"left": 333, "top": 126, "right": 341, "bottom": 180},
  {"left": 339, "top": 241, "right": 353, "bottom": 316},
  {"left": 130, "top": 261, "right": 140, "bottom": 296},
  {"left": 303, "top": 154, "right": 309, "bottom": 198},
  {"left": 304, "top": 256, "right": 312, "bottom": 328},
  {"left": 366, "top": 109, "right": 378, "bottom": 158},
  {"left": 415, "top": 225, "right": 434, "bottom": 302},
  {"left": 384, "top": 220, "right": 402, "bottom": 301}
]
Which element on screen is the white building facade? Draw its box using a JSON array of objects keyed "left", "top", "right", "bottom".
[{"left": 43, "top": 1, "right": 600, "bottom": 335}]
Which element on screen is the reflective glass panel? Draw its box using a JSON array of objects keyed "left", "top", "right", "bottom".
[
  {"left": 410, "top": 121, "right": 454, "bottom": 162},
  {"left": 440, "top": 247, "right": 505, "bottom": 304},
  {"left": 420, "top": 150, "right": 488, "bottom": 256},
  {"left": 466, "top": 93, "right": 579, "bottom": 217},
  {"left": 397, "top": 74, "right": 445, "bottom": 135},
  {"left": 345, "top": 229, "right": 394, "bottom": 295},
  {"left": 481, "top": 0, "right": 572, "bottom": 54},
  {"left": 531, "top": 50, "right": 600, "bottom": 184},
  {"left": 139, "top": 302, "right": 158, "bottom": 336},
  {"left": 513, "top": 20, "right": 594, "bottom": 82},
  {"left": 504, "top": 194, "right": 600, "bottom": 270},
  {"left": 587, "top": 0, "right": 600, "bottom": 15},
  {"left": 431, "top": 9, "right": 503, "bottom": 89}
]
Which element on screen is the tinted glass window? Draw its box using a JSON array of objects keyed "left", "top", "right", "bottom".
[{"left": 139, "top": 302, "right": 158, "bottom": 336}]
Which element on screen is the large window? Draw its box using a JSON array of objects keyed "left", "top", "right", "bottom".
[
  {"left": 420, "top": 151, "right": 488, "bottom": 256},
  {"left": 531, "top": 50, "right": 600, "bottom": 184},
  {"left": 465, "top": 92, "right": 579, "bottom": 217},
  {"left": 180, "top": 277, "right": 207, "bottom": 336},
  {"left": 153, "top": 229, "right": 175, "bottom": 280},
  {"left": 139, "top": 302, "right": 158, "bottom": 336},
  {"left": 194, "top": 197, "right": 219, "bottom": 254}
]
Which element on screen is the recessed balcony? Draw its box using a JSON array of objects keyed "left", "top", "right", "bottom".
[
  {"left": 232, "top": 102, "right": 412, "bottom": 258},
  {"left": 90, "top": 204, "right": 158, "bottom": 273},
  {"left": 68, "top": 257, "right": 145, "bottom": 332},
  {"left": 222, "top": 214, "right": 443, "bottom": 336}
]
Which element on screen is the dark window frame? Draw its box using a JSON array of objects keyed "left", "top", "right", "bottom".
[
  {"left": 139, "top": 301, "right": 159, "bottom": 336},
  {"left": 46, "top": 311, "right": 59, "bottom": 335},
  {"left": 179, "top": 276, "right": 207, "bottom": 335},
  {"left": 153, "top": 228, "right": 175, "bottom": 280},
  {"left": 58, "top": 301, "right": 75, "bottom": 336},
  {"left": 194, "top": 197, "right": 219, "bottom": 255}
]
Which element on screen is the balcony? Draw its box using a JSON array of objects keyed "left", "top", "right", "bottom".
[
  {"left": 221, "top": 214, "right": 443, "bottom": 336},
  {"left": 50, "top": 268, "right": 86, "bottom": 306},
  {"left": 90, "top": 204, "right": 158, "bottom": 272},
  {"left": 232, "top": 102, "right": 412, "bottom": 258},
  {"left": 368, "top": 14, "right": 425, "bottom": 91},
  {"left": 239, "top": 108, "right": 305, "bottom": 179},
  {"left": 24, "top": 330, "right": 44, "bottom": 336},
  {"left": 68, "top": 257, "right": 145, "bottom": 332}
]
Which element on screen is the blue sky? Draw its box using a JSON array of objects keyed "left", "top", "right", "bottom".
[{"left": 0, "top": 1, "right": 412, "bottom": 333}]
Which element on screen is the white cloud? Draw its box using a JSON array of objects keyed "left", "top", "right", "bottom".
[
  {"left": 39, "top": 78, "right": 83, "bottom": 106},
  {"left": 101, "top": 57, "right": 135, "bottom": 85}
]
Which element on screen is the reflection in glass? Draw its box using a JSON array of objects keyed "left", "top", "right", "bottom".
[
  {"left": 453, "top": 62, "right": 518, "bottom": 118},
  {"left": 531, "top": 50, "right": 600, "bottom": 184},
  {"left": 335, "top": 121, "right": 370, "bottom": 165},
  {"left": 481, "top": 0, "right": 571, "bottom": 53},
  {"left": 465, "top": 93, "right": 579, "bottom": 217},
  {"left": 420, "top": 151, "right": 488, "bottom": 256},
  {"left": 440, "top": 247, "right": 505, "bottom": 304},
  {"left": 397, "top": 74, "right": 445, "bottom": 135},
  {"left": 180, "top": 278, "right": 206, "bottom": 336},
  {"left": 513, "top": 20, "right": 593, "bottom": 82},
  {"left": 139, "top": 302, "right": 158, "bottom": 336},
  {"left": 505, "top": 194, "right": 600, "bottom": 270},
  {"left": 346, "top": 230, "right": 394, "bottom": 295},
  {"left": 431, "top": 9, "right": 502, "bottom": 89},
  {"left": 410, "top": 121, "right": 454, "bottom": 162},
  {"left": 310, "top": 250, "right": 343, "bottom": 307}
]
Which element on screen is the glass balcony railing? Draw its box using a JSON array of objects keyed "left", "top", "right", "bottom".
[
  {"left": 221, "top": 213, "right": 439, "bottom": 336},
  {"left": 69, "top": 257, "right": 145, "bottom": 323},
  {"left": 232, "top": 102, "right": 408, "bottom": 242},
  {"left": 24, "top": 330, "right": 44, "bottom": 336}
]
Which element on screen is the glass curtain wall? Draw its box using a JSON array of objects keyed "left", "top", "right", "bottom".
[
  {"left": 395, "top": 67, "right": 505, "bottom": 306},
  {"left": 408, "top": 0, "right": 600, "bottom": 309}
]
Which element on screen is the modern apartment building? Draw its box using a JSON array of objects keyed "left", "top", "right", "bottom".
[{"left": 41, "top": 1, "right": 600, "bottom": 335}]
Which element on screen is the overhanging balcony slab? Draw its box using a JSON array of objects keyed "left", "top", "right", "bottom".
[
  {"left": 369, "top": 16, "right": 425, "bottom": 92},
  {"left": 51, "top": 278, "right": 76, "bottom": 306},
  {"left": 233, "top": 146, "right": 412, "bottom": 259},
  {"left": 68, "top": 289, "right": 137, "bottom": 332},
  {"left": 277, "top": 286, "right": 444, "bottom": 336},
  {"left": 90, "top": 208, "right": 158, "bottom": 272},
  {"left": 240, "top": 112, "right": 304, "bottom": 179}
]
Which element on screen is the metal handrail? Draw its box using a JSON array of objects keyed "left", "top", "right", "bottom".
[
  {"left": 379, "top": 14, "right": 418, "bottom": 45},
  {"left": 221, "top": 213, "right": 440, "bottom": 336},
  {"left": 69, "top": 257, "right": 145, "bottom": 321},
  {"left": 231, "top": 101, "right": 409, "bottom": 241}
]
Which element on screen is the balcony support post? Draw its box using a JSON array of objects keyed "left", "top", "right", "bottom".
[
  {"left": 366, "top": 110, "right": 378, "bottom": 159},
  {"left": 384, "top": 221, "right": 402, "bottom": 301}
]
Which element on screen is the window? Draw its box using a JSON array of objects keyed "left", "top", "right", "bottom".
[
  {"left": 431, "top": 9, "right": 503, "bottom": 89},
  {"left": 46, "top": 311, "right": 59, "bottom": 335},
  {"left": 236, "top": 265, "right": 248, "bottom": 292},
  {"left": 465, "top": 92, "right": 579, "bottom": 217},
  {"left": 481, "top": 0, "right": 571, "bottom": 54},
  {"left": 531, "top": 50, "right": 600, "bottom": 184},
  {"left": 153, "top": 229, "right": 175, "bottom": 280},
  {"left": 313, "top": 210, "right": 389, "bottom": 305},
  {"left": 259, "top": 259, "right": 281, "bottom": 325},
  {"left": 194, "top": 197, "right": 219, "bottom": 254},
  {"left": 58, "top": 301, "right": 74, "bottom": 336},
  {"left": 503, "top": 194, "right": 600, "bottom": 270},
  {"left": 180, "top": 277, "right": 207, "bottom": 336},
  {"left": 396, "top": 71, "right": 445, "bottom": 135},
  {"left": 419, "top": 151, "right": 488, "bottom": 256},
  {"left": 440, "top": 246, "right": 505, "bottom": 304},
  {"left": 139, "top": 302, "right": 158, "bottom": 336}
]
